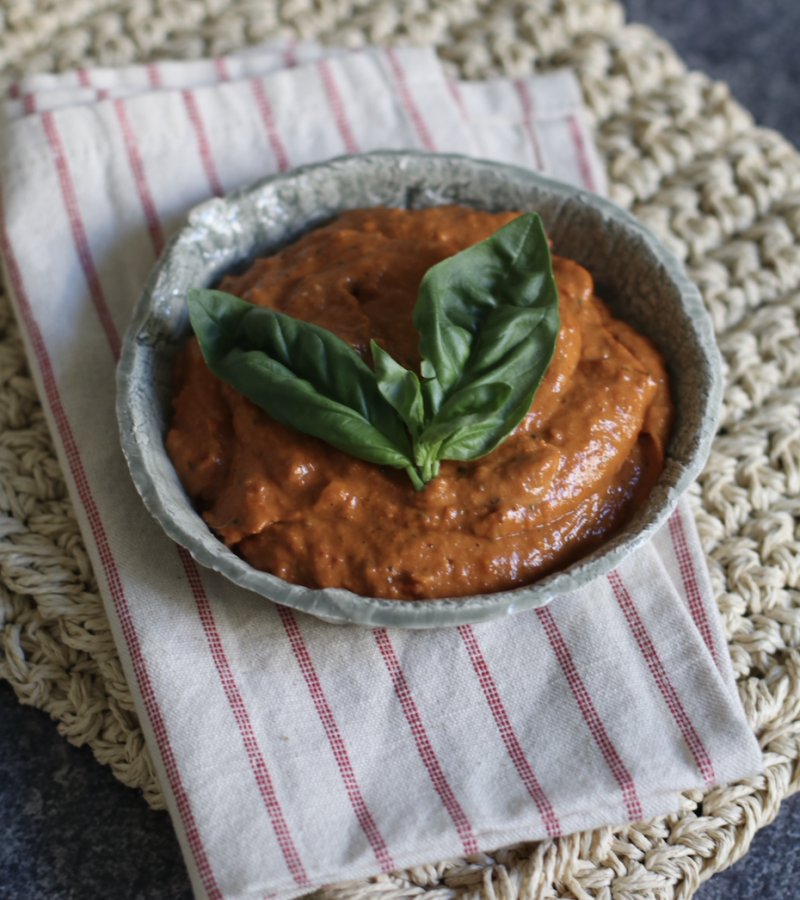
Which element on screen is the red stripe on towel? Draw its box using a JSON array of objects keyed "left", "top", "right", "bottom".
[
  {"left": 59, "top": 114, "right": 311, "bottom": 884},
  {"left": 182, "top": 90, "right": 225, "bottom": 197},
  {"left": 668, "top": 508, "right": 717, "bottom": 664},
  {"left": 77, "top": 68, "right": 91, "bottom": 87},
  {"left": 446, "top": 80, "right": 469, "bottom": 121},
  {"left": 113, "top": 99, "right": 165, "bottom": 257},
  {"left": 567, "top": 115, "right": 596, "bottom": 192},
  {"left": 146, "top": 63, "right": 162, "bottom": 88},
  {"left": 607, "top": 570, "right": 716, "bottom": 786},
  {"left": 22, "top": 93, "right": 36, "bottom": 116},
  {"left": 458, "top": 625, "right": 561, "bottom": 837},
  {"left": 0, "top": 185, "right": 224, "bottom": 900},
  {"left": 374, "top": 628, "right": 479, "bottom": 854},
  {"left": 178, "top": 552, "right": 312, "bottom": 886},
  {"left": 536, "top": 606, "right": 643, "bottom": 820},
  {"left": 214, "top": 57, "right": 231, "bottom": 82},
  {"left": 317, "top": 60, "right": 359, "bottom": 154},
  {"left": 41, "top": 111, "right": 122, "bottom": 361},
  {"left": 278, "top": 607, "right": 396, "bottom": 871},
  {"left": 384, "top": 48, "right": 436, "bottom": 151},
  {"left": 513, "top": 81, "right": 544, "bottom": 171},
  {"left": 284, "top": 40, "right": 298, "bottom": 68},
  {"left": 8, "top": 83, "right": 19, "bottom": 100},
  {"left": 250, "top": 79, "right": 290, "bottom": 172}
]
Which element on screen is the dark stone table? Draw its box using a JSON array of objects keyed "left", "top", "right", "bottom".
[
  {"left": 3, "top": 1, "right": 800, "bottom": 896},
  {"left": 0, "top": 680, "right": 191, "bottom": 900}
]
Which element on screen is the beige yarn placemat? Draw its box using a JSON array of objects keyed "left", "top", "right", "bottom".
[{"left": 2, "top": 0, "right": 800, "bottom": 897}]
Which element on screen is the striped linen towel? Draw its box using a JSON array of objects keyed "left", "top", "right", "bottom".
[{"left": 0, "top": 42, "right": 760, "bottom": 900}]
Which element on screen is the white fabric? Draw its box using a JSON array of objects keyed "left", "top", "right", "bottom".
[{"left": 0, "top": 42, "right": 759, "bottom": 900}]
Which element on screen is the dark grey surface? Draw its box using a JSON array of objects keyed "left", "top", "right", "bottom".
[
  {"left": 693, "top": 792, "right": 800, "bottom": 900},
  {"left": 0, "top": 678, "right": 192, "bottom": 900},
  {"left": 3, "top": 0, "right": 800, "bottom": 897}
]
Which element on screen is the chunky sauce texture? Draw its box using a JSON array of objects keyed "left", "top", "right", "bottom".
[{"left": 167, "top": 206, "right": 673, "bottom": 599}]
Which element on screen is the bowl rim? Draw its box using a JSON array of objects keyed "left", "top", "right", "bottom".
[{"left": 117, "top": 149, "right": 722, "bottom": 628}]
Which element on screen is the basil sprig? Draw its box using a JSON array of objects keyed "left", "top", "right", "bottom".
[{"left": 186, "top": 212, "right": 559, "bottom": 490}]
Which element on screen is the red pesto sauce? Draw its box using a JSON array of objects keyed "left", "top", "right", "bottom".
[{"left": 167, "top": 206, "right": 674, "bottom": 600}]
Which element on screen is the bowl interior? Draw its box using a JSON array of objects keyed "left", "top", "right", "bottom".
[{"left": 117, "top": 151, "right": 721, "bottom": 628}]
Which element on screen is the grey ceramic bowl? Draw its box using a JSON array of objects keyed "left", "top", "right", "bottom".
[{"left": 117, "top": 151, "right": 721, "bottom": 628}]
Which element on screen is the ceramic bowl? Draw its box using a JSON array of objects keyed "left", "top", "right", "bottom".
[{"left": 117, "top": 151, "right": 721, "bottom": 628}]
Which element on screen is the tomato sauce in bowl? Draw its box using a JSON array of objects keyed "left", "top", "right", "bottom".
[{"left": 166, "top": 205, "right": 673, "bottom": 600}]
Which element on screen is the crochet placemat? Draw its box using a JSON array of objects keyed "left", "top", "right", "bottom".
[{"left": 2, "top": 0, "right": 799, "bottom": 897}]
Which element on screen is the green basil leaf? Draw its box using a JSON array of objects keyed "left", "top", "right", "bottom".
[
  {"left": 417, "top": 381, "right": 512, "bottom": 446},
  {"left": 184, "top": 212, "right": 560, "bottom": 492},
  {"left": 187, "top": 289, "right": 417, "bottom": 475},
  {"left": 371, "top": 340, "right": 425, "bottom": 438},
  {"left": 413, "top": 212, "right": 559, "bottom": 459},
  {"left": 413, "top": 382, "right": 511, "bottom": 477}
]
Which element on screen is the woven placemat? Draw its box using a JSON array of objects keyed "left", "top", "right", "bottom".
[{"left": 2, "top": 0, "right": 800, "bottom": 897}]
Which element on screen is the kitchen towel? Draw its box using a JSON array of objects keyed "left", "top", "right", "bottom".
[{"left": 0, "top": 42, "right": 760, "bottom": 900}]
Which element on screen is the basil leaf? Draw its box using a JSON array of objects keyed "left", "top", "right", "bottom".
[
  {"left": 414, "top": 381, "right": 513, "bottom": 481},
  {"left": 417, "top": 381, "right": 512, "bottom": 446},
  {"left": 413, "top": 212, "right": 559, "bottom": 459},
  {"left": 187, "top": 289, "right": 420, "bottom": 481},
  {"left": 184, "top": 212, "right": 560, "bottom": 491},
  {"left": 371, "top": 340, "right": 425, "bottom": 439}
]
